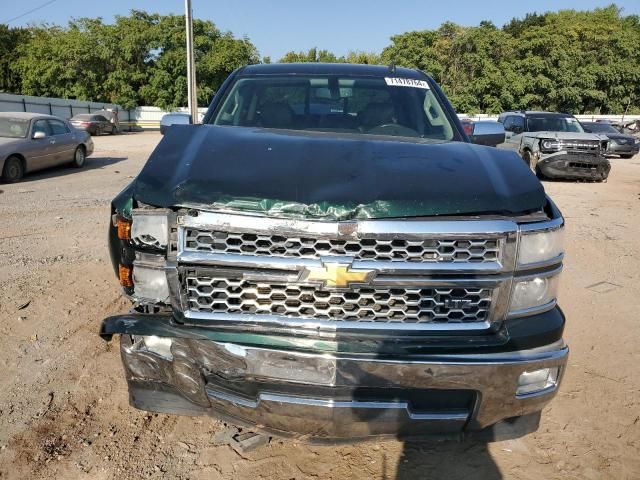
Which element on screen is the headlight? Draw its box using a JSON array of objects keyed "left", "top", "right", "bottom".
[
  {"left": 510, "top": 272, "right": 560, "bottom": 314},
  {"left": 131, "top": 210, "right": 169, "bottom": 250},
  {"left": 540, "top": 139, "right": 562, "bottom": 151},
  {"left": 132, "top": 265, "right": 170, "bottom": 303},
  {"left": 518, "top": 228, "right": 564, "bottom": 266}
]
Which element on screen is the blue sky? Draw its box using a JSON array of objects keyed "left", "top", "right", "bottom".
[{"left": 4, "top": 0, "right": 640, "bottom": 60}]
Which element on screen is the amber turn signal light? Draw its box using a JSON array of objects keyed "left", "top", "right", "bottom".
[
  {"left": 116, "top": 216, "right": 132, "bottom": 240},
  {"left": 119, "top": 264, "right": 133, "bottom": 288}
]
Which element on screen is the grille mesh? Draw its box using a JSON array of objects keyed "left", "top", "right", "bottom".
[
  {"left": 185, "top": 274, "right": 492, "bottom": 324},
  {"left": 184, "top": 229, "right": 499, "bottom": 263}
]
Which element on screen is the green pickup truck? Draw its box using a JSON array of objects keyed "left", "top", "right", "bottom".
[{"left": 101, "top": 63, "right": 567, "bottom": 441}]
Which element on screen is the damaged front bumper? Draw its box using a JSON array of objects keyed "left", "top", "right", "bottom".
[
  {"left": 538, "top": 152, "right": 611, "bottom": 180},
  {"left": 102, "top": 314, "right": 568, "bottom": 441}
]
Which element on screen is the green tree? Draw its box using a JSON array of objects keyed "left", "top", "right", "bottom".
[
  {"left": 5, "top": 6, "right": 640, "bottom": 113},
  {"left": 10, "top": 10, "right": 259, "bottom": 109},
  {"left": 279, "top": 48, "right": 340, "bottom": 63},
  {"left": 0, "top": 25, "right": 27, "bottom": 93}
]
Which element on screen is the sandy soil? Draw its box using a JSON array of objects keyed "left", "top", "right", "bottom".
[{"left": 0, "top": 132, "right": 638, "bottom": 479}]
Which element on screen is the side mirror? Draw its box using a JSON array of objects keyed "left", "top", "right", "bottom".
[
  {"left": 469, "top": 121, "right": 505, "bottom": 147},
  {"left": 159, "top": 113, "right": 192, "bottom": 135},
  {"left": 512, "top": 125, "right": 523, "bottom": 134},
  {"left": 32, "top": 131, "right": 46, "bottom": 140}
]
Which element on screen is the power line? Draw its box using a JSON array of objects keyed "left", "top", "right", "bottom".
[{"left": 2, "top": 0, "right": 58, "bottom": 25}]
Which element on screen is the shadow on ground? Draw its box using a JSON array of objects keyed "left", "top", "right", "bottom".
[
  {"left": 5, "top": 156, "right": 128, "bottom": 184},
  {"left": 390, "top": 439, "right": 501, "bottom": 479}
]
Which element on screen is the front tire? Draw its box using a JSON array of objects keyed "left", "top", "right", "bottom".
[
  {"left": 2, "top": 155, "right": 24, "bottom": 183},
  {"left": 71, "top": 146, "right": 86, "bottom": 168}
]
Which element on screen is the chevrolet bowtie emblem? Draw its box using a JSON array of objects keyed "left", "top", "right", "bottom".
[{"left": 301, "top": 262, "right": 374, "bottom": 288}]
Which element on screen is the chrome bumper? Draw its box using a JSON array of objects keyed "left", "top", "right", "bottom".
[{"left": 120, "top": 336, "right": 568, "bottom": 440}]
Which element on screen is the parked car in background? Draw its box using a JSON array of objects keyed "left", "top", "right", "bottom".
[
  {"left": 581, "top": 121, "right": 639, "bottom": 159},
  {"left": 498, "top": 111, "right": 610, "bottom": 181},
  {"left": 160, "top": 112, "right": 192, "bottom": 134},
  {"left": 594, "top": 119, "right": 640, "bottom": 138},
  {"left": 70, "top": 113, "right": 116, "bottom": 135},
  {"left": 0, "top": 112, "right": 94, "bottom": 183}
]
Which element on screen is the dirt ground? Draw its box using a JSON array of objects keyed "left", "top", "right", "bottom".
[{"left": 0, "top": 132, "right": 638, "bottom": 480}]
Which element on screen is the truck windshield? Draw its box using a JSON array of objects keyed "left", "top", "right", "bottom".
[
  {"left": 527, "top": 115, "right": 584, "bottom": 133},
  {"left": 0, "top": 117, "right": 30, "bottom": 138},
  {"left": 211, "top": 75, "right": 455, "bottom": 141}
]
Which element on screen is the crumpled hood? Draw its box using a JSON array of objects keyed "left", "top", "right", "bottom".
[{"left": 132, "top": 125, "right": 546, "bottom": 220}]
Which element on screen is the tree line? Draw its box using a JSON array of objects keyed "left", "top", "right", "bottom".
[
  {"left": 0, "top": 11, "right": 259, "bottom": 110},
  {"left": 1, "top": 5, "right": 639, "bottom": 113}
]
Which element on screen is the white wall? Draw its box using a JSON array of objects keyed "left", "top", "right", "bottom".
[
  {"left": 2, "top": 93, "right": 639, "bottom": 129},
  {"left": 0, "top": 93, "right": 121, "bottom": 120},
  {"left": 459, "top": 113, "right": 640, "bottom": 123}
]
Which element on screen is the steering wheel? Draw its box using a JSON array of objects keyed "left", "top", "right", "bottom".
[{"left": 367, "top": 123, "right": 420, "bottom": 137}]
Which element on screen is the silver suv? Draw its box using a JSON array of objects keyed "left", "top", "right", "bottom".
[{"left": 498, "top": 111, "right": 610, "bottom": 181}]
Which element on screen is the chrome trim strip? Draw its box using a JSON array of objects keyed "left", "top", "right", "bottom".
[
  {"left": 513, "top": 265, "right": 563, "bottom": 281},
  {"left": 204, "top": 388, "right": 470, "bottom": 422},
  {"left": 182, "top": 310, "right": 493, "bottom": 332},
  {"left": 516, "top": 253, "right": 565, "bottom": 272},
  {"left": 180, "top": 211, "right": 520, "bottom": 238},
  {"left": 177, "top": 251, "right": 507, "bottom": 275},
  {"left": 201, "top": 341, "right": 569, "bottom": 367},
  {"left": 368, "top": 276, "right": 507, "bottom": 287},
  {"left": 507, "top": 299, "right": 557, "bottom": 320},
  {"left": 515, "top": 384, "right": 559, "bottom": 399},
  {"left": 519, "top": 216, "right": 564, "bottom": 233}
]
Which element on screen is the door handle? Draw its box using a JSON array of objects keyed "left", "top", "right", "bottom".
[{"left": 49, "top": 139, "right": 56, "bottom": 144}]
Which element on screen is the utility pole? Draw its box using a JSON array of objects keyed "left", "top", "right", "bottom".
[{"left": 185, "top": 0, "right": 198, "bottom": 123}]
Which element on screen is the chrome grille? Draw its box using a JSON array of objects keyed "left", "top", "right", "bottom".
[
  {"left": 184, "top": 274, "right": 492, "bottom": 324},
  {"left": 184, "top": 229, "right": 500, "bottom": 263}
]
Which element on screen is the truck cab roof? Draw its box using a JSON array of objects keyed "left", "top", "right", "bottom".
[{"left": 239, "top": 62, "right": 425, "bottom": 79}]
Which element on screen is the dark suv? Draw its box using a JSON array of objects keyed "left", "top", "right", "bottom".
[
  {"left": 498, "top": 111, "right": 611, "bottom": 181},
  {"left": 581, "top": 121, "right": 639, "bottom": 159}
]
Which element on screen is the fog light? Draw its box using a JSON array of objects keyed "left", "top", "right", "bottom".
[{"left": 517, "top": 367, "right": 559, "bottom": 396}]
